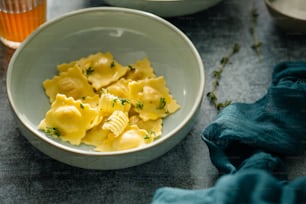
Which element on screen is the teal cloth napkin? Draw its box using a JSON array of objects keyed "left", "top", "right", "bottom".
[{"left": 152, "top": 61, "right": 306, "bottom": 204}]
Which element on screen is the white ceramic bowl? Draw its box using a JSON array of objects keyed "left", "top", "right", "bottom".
[
  {"left": 7, "top": 7, "right": 205, "bottom": 170},
  {"left": 104, "top": 0, "right": 223, "bottom": 17},
  {"left": 265, "top": 0, "right": 306, "bottom": 33}
]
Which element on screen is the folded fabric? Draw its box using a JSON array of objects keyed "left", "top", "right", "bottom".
[
  {"left": 153, "top": 169, "right": 306, "bottom": 204},
  {"left": 151, "top": 61, "right": 306, "bottom": 204}
]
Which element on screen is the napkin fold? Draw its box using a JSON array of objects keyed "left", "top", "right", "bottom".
[{"left": 152, "top": 61, "right": 306, "bottom": 204}]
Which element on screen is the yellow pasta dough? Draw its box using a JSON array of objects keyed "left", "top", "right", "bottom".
[
  {"left": 43, "top": 65, "right": 97, "bottom": 103},
  {"left": 39, "top": 52, "right": 180, "bottom": 152},
  {"left": 125, "top": 57, "right": 156, "bottom": 80},
  {"left": 57, "top": 52, "right": 129, "bottom": 91},
  {"left": 106, "top": 78, "right": 131, "bottom": 99},
  {"left": 38, "top": 94, "right": 97, "bottom": 145},
  {"left": 112, "top": 125, "right": 148, "bottom": 151},
  {"left": 128, "top": 76, "right": 180, "bottom": 121},
  {"left": 129, "top": 115, "right": 162, "bottom": 139}
]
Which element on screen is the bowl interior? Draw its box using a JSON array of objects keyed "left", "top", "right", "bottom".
[{"left": 7, "top": 7, "right": 204, "bottom": 154}]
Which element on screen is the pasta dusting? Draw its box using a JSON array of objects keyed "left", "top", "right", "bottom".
[{"left": 39, "top": 52, "right": 180, "bottom": 152}]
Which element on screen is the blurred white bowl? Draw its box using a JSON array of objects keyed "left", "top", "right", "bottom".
[
  {"left": 7, "top": 7, "right": 205, "bottom": 170},
  {"left": 265, "top": 0, "right": 306, "bottom": 33},
  {"left": 104, "top": 0, "right": 223, "bottom": 17}
]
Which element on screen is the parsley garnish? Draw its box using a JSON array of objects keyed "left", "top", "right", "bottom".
[
  {"left": 135, "top": 102, "right": 144, "bottom": 110},
  {"left": 80, "top": 103, "right": 84, "bottom": 109},
  {"left": 112, "top": 97, "right": 130, "bottom": 107},
  {"left": 86, "top": 67, "right": 95, "bottom": 75},
  {"left": 119, "top": 98, "right": 130, "bottom": 105},
  {"left": 44, "top": 127, "right": 61, "bottom": 137},
  {"left": 112, "top": 98, "right": 118, "bottom": 107},
  {"left": 144, "top": 130, "right": 156, "bottom": 140},
  {"left": 157, "top": 97, "right": 166, "bottom": 110},
  {"left": 207, "top": 43, "right": 240, "bottom": 111},
  {"left": 128, "top": 65, "right": 136, "bottom": 71},
  {"left": 110, "top": 61, "right": 115, "bottom": 68}
]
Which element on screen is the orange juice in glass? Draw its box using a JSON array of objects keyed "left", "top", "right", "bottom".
[{"left": 0, "top": 0, "right": 46, "bottom": 49}]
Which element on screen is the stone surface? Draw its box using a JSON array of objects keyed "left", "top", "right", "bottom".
[{"left": 1, "top": 0, "right": 306, "bottom": 203}]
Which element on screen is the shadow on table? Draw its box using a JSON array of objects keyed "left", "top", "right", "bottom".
[{"left": 1, "top": 43, "right": 15, "bottom": 76}]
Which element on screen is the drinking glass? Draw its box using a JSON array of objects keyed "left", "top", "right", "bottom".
[{"left": 0, "top": 0, "right": 46, "bottom": 49}]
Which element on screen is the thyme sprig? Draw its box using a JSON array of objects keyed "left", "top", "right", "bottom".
[
  {"left": 250, "top": 7, "right": 263, "bottom": 62},
  {"left": 207, "top": 43, "right": 240, "bottom": 111}
]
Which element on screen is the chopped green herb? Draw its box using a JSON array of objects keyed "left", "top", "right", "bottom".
[
  {"left": 144, "top": 130, "right": 156, "bottom": 140},
  {"left": 119, "top": 98, "right": 129, "bottom": 105},
  {"left": 135, "top": 102, "right": 144, "bottom": 110},
  {"left": 110, "top": 61, "right": 115, "bottom": 68},
  {"left": 157, "top": 97, "right": 166, "bottom": 110},
  {"left": 80, "top": 103, "right": 84, "bottom": 109},
  {"left": 86, "top": 67, "right": 95, "bottom": 75},
  {"left": 112, "top": 98, "right": 118, "bottom": 107},
  {"left": 44, "top": 127, "right": 61, "bottom": 137},
  {"left": 149, "top": 130, "right": 156, "bottom": 137},
  {"left": 128, "top": 65, "right": 136, "bottom": 71},
  {"left": 112, "top": 97, "right": 129, "bottom": 107}
]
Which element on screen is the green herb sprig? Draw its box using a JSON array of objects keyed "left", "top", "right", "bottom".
[
  {"left": 250, "top": 7, "right": 263, "bottom": 62},
  {"left": 207, "top": 43, "right": 240, "bottom": 111}
]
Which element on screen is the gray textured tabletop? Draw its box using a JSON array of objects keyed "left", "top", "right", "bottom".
[{"left": 1, "top": 0, "right": 306, "bottom": 203}]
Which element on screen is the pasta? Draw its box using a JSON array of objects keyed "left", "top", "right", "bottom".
[
  {"left": 43, "top": 65, "right": 97, "bottom": 103},
  {"left": 98, "top": 92, "right": 131, "bottom": 116},
  {"left": 38, "top": 94, "right": 97, "bottom": 145},
  {"left": 39, "top": 52, "right": 180, "bottom": 152},
  {"left": 128, "top": 76, "right": 180, "bottom": 121}
]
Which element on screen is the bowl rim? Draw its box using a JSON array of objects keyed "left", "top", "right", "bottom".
[
  {"left": 264, "top": 0, "right": 306, "bottom": 21},
  {"left": 7, "top": 7, "right": 205, "bottom": 156},
  {"left": 104, "top": 0, "right": 224, "bottom": 17}
]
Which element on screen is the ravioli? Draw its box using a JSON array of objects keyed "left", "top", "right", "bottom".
[
  {"left": 39, "top": 52, "right": 180, "bottom": 152},
  {"left": 128, "top": 76, "right": 180, "bottom": 121},
  {"left": 43, "top": 65, "right": 96, "bottom": 103},
  {"left": 78, "top": 52, "right": 129, "bottom": 90},
  {"left": 38, "top": 94, "right": 97, "bottom": 145},
  {"left": 125, "top": 57, "right": 156, "bottom": 80},
  {"left": 112, "top": 125, "right": 148, "bottom": 151},
  {"left": 129, "top": 115, "right": 162, "bottom": 139},
  {"left": 106, "top": 78, "right": 131, "bottom": 99}
]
